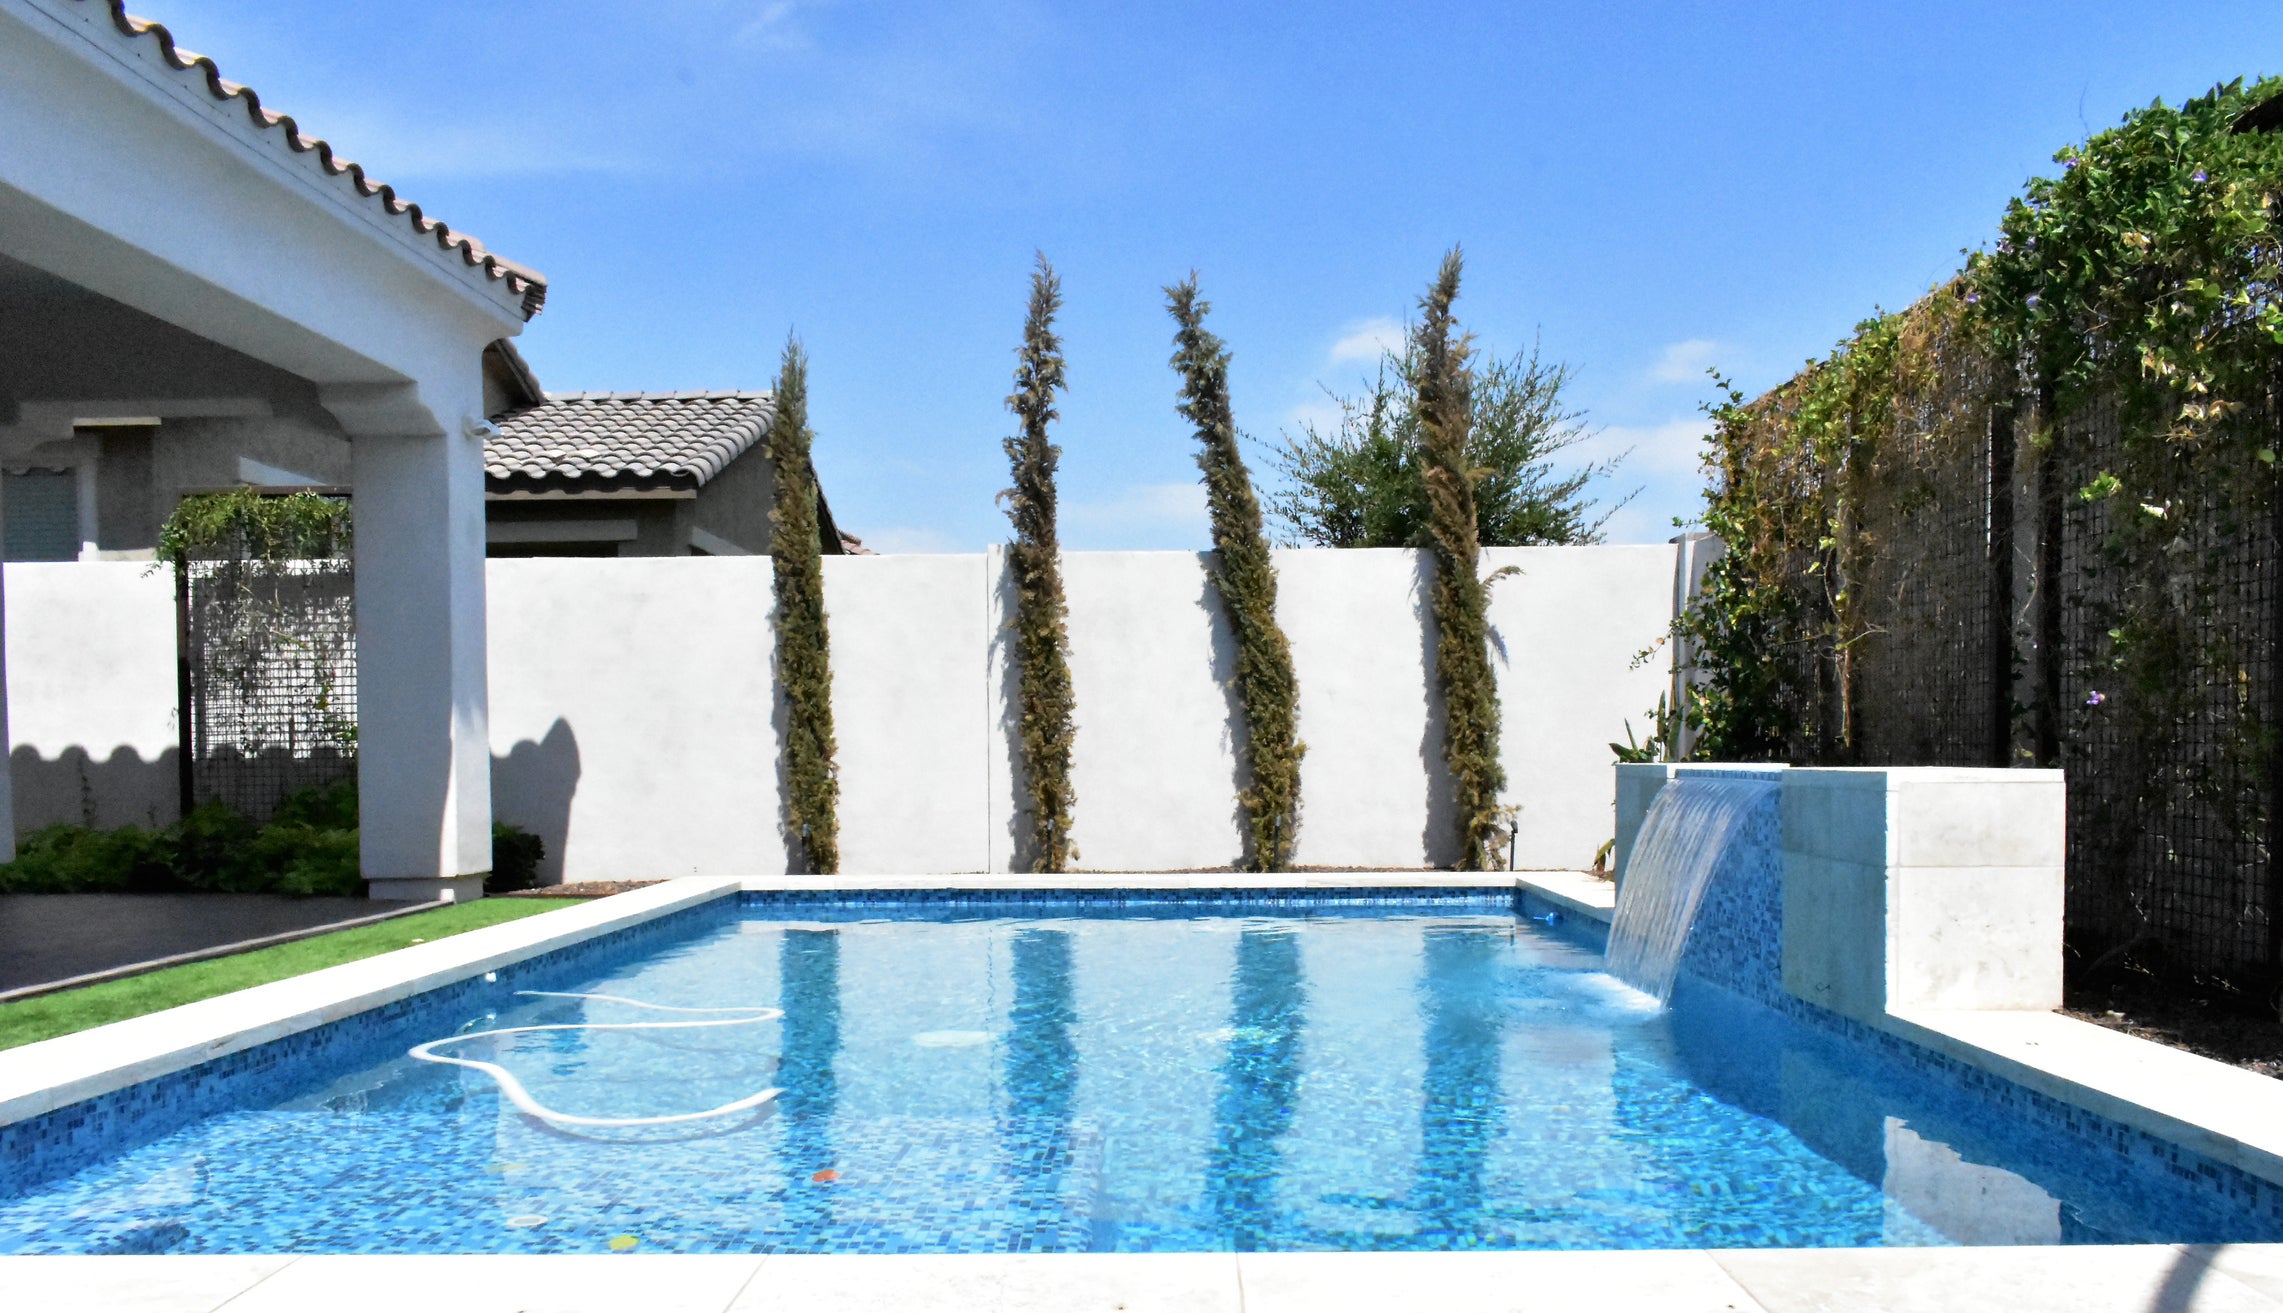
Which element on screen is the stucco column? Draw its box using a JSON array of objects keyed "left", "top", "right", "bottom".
[
  {"left": 343, "top": 386, "right": 492, "bottom": 901},
  {"left": 0, "top": 489, "right": 15, "bottom": 863}
]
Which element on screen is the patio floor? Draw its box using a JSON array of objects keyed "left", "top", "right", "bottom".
[{"left": 0, "top": 894, "right": 424, "bottom": 995}]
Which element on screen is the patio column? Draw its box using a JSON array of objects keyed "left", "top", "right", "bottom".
[
  {"left": 336, "top": 381, "right": 493, "bottom": 901},
  {"left": 0, "top": 488, "right": 14, "bottom": 863}
]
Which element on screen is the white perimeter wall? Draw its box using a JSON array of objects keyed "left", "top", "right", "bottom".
[
  {"left": 10, "top": 547, "right": 1677, "bottom": 877},
  {"left": 6, "top": 562, "right": 179, "bottom": 831}
]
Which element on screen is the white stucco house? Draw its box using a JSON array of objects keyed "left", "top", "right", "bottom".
[{"left": 0, "top": 0, "right": 546, "bottom": 898}]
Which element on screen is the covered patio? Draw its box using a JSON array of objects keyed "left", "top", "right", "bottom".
[{"left": 0, "top": 0, "right": 545, "bottom": 898}]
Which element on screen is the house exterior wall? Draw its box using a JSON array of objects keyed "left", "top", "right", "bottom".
[{"left": 690, "top": 443, "right": 775, "bottom": 555}]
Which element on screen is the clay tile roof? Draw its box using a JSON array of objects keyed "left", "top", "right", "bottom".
[
  {"left": 486, "top": 392, "right": 777, "bottom": 488},
  {"left": 87, "top": 2, "right": 547, "bottom": 319}
]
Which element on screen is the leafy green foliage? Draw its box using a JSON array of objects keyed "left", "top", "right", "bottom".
[
  {"left": 1682, "top": 77, "right": 2283, "bottom": 770},
  {"left": 486, "top": 825, "right": 547, "bottom": 894},
  {"left": 157, "top": 488, "right": 349, "bottom": 569},
  {"left": 0, "top": 783, "right": 356, "bottom": 896},
  {"left": 1609, "top": 695, "right": 1677, "bottom": 764},
  {"left": 1413, "top": 248, "right": 1509, "bottom": 871},
  {"left": 1263, "top": 340, "right": 1620, "bottom": 548},
  {"left": 1970, "top": 77, "right": 2283, "bottom": 449},
  {"left": 1167, "top": 275, "right": 1306, "bottom": 871},
  {"left": 766, "top": 336, "right": 841, "bottom": 874},
  {"left": 0, "top": 782, "right": 543, "bottom": 900},
  {"left": 1002, "top": 255, "right": 1081, "bottom": 873}
]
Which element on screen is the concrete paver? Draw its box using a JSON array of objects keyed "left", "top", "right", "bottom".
[
  {"left": 221, "top": 1254, "right": 768, "bottom": 1313},
  {"left": 1713, "top": 1243, "right": 2283, "bottom": 1313},
  {"left": 0, "top": 1254, "right": 288, "bottom": 1312},
  {"left": 1238, "top": 1250, "right": 1768, "bottom": 1313}
]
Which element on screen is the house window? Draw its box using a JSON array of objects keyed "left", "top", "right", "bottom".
[{"left": 5, "top": 469, "right": 80, "bottom": 561}]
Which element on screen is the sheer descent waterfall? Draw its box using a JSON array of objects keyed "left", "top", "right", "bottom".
[{"left": 1606, "top": 777, "right": 1779, "bottom": 1003}]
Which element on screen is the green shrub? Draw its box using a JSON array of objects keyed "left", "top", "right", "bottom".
[
  {"left": 0, "top": 824, "right": 175, "bottom": 893},
  {"left": 487, "top": 825, "right": 546, "bottom": 894},
  {"left": 0, "top": 781, "right": 537, "bottom": 900}
]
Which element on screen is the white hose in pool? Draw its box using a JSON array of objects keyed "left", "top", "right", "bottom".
[{"left": 408, "top": 991, "right": 784, "bottom": 1127}]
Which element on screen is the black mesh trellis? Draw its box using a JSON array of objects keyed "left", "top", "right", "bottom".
[
  {"left": 181, "top": 546, "right": 356, "bottom": 822},
  {"left": 2052, "top": 400, "right": 2278, "bottom": 983},
  {"left": 1707, "top": 298, "right": 2283, "bottom": 989}
]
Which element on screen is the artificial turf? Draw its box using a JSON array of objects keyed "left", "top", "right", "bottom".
[{"left": 0, "top": 897, "right": 582, "bottom": 1052}]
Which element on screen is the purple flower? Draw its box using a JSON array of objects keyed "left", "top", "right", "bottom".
[
  {"left": 2064, "top": 158, "right": 2078, "bottom": 171},
  {"left": 2193, "top": 169, "right": 2209, "bottom": 183},
  {"left": 1965, "top": 292, "right": 1980, "bottom": 304},
  {"left": 2086, "top": 690, "right": 2107, "bottom": 707},
  {"left": 2026, "top": 293, "right": 2041, "bottom": 309}
]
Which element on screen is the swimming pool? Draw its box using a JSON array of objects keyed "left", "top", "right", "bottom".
[{"left": 1, "top": 893, "right": 2277, "bottom": 1254}]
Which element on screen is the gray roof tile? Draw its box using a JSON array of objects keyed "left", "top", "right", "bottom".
[{"left": 486, "top": 391, "right": 776, "bottom": 487}]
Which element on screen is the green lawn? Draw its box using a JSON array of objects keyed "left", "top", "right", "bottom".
[{"left": 0, "top": 898, "right": 583, "bottom": 1052}]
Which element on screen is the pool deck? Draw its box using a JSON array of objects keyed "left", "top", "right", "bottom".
[
  {"left": 10, "top": 1244, "right": 2283, "bottom": 1311},
  {"left": 6, "top": 871, "right": 2283, "bottom": 1311}
]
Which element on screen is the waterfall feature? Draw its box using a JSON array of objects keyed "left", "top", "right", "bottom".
[{"left": 1606, "top": 777, "right": 1779, "bottom": 1003}]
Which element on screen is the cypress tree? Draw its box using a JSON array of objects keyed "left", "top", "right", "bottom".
[
  {"left": 1166, "top": 275, "right": 1305, "bottom": 871},
  {"left": 1414, "top": 248, "right": 1508, "bottom": 870},
  {"left": 767, "top": 335, "right": 840, "bottom": 873},
  {"left": 1002, "top": 256, "right": 1079, "bottom": 872}
]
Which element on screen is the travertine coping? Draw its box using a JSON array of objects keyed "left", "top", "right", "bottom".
[
  {"left": 7, "top": 1243, "right": 2283, "bottom": 1312},
  {"left": 1513, "top": 869, "right": 1618, "bottom": 923},
  {"left": 0, "top": 878, "right": 741, "bottom": 1128},
  {"left": 1889, "top": 1008, "right": 2283, "bottom": 1188}
]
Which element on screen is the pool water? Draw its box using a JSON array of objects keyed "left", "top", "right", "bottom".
[{"left": 1, "top": 900, "right": 2274, "bottom": 1254}]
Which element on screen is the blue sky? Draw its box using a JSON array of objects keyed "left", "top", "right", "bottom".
[{"left": 141, "top": 2, "right": 2283, "bottom": 551}]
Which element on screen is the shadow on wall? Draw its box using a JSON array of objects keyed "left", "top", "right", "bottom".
[
  {"left": 13, "top": 745, "right": 180, "bottom": 836},
  {"left": 993, "top": 556, "right": 1039, "bottom": 873},
  {"left": 1413, "top": 555, "right": 1460, "bottom": 867},
  {"left": 1196, "top": 565, "right": 1249, "bottom": 868},
  {"left": 492, "top": 718, "right": 581, "bottom": 886}
]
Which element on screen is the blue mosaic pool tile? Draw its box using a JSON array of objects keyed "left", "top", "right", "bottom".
[
  {"left": 1662, "top": 792, "right": 2283, "bottom": 1240},
  {"left": 0, "top": 895, "right": 739, "bottom": 1199}
]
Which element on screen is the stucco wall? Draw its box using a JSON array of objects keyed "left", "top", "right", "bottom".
[
  {"left": 488, "top": 545, "right": 1675, "bottom": 879},
  {"left": 5, "top": 562, "right": 179, "bottom": 831},
  {"left": 486, "top": 557, "right": 780, "bottom": 881},
  {"left": 10, "top": 547, "right": 1679, "bottom": 877}
]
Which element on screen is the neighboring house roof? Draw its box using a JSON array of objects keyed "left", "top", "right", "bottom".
[
  {"left": 74, "top": 1, "right": 547, "bottom": 318},
  {"left": 486, "top": 390, "right": 868, "bottom": 554},
  {"left": 486, "top": 392, "right": 777, "bottom": 492}
]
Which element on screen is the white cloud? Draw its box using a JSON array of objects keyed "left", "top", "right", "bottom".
[
  {"left": 1282, "top": 394, "right": 1346, "bottom": 436},
  {"left": 736, "top": 1, "right": 810, "bottom": 49},
  {"left": 1328, "top": 316, "right": 1406, "bottom": 365},
  {"left": 1648, "top": 338, "right": 1722, "bottom": 385},
  {"left": 858, "top": 525, "right": 964, "bottom": 554}
]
